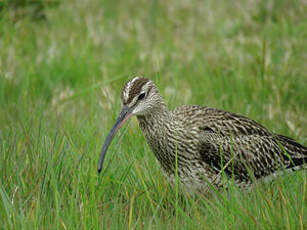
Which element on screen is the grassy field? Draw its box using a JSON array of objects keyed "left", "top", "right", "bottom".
[{"left": 0, "top": 0, "right": 306, "bottom": 229}]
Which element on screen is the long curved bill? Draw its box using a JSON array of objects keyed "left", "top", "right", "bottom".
[{"left": 97, "top": 105, "right": 133, "bottom": 173}]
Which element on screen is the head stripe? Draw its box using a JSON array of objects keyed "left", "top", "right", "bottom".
[{"left": 121, "top": 77, "right": 150, "bottom": 104}]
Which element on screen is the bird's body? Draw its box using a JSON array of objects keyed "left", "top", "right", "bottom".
[
  {"left": 98, "top": 77, "right": 307, "bottom": 191},
  {"left": 138, "top": 105, "right": 306, "bottom": 190}
]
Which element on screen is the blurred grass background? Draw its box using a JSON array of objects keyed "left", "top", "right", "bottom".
[{"left": 0, "top": 0, "right": 306, "bottom": 229}]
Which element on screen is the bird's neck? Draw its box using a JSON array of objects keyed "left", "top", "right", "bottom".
[
  {"left": 136, "top": 101, "right": 171, "bottom": 131},
  {"left": 137, "top": 106, "right": 169, "bottom": 125},
  {"left": 136, "top": 104, "right": 176, "bottom": 176}
]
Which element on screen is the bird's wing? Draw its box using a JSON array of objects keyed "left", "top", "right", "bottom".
[
  {"left": 198, "top": 131, "right": 291, "bottom": 182},
  {"left": 173, "top": 105, "right": 306, "bottom": 182}
]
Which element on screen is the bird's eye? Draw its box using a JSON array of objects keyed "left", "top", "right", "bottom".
[{"left": 138, "top": 93, "right": 146, "bottom": 101}]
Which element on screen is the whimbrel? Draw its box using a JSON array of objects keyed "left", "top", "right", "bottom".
[{"left": 98, "top": 77, "right": 306, "bottom": 190}]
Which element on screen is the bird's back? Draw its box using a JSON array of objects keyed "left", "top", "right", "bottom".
[{"left": 173, "top": 105, "right": 271, "bottom": 136}]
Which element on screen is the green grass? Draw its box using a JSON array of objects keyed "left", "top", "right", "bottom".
[{"left": 0, "top": 0, "right": 306, "bottom": 229}]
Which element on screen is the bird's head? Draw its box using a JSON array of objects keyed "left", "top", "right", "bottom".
[
  {"left": 97, "top": 77, "right": 164, "bottom": 173},
  {"left": 121, "top": 76, "right": 163, "bottom": 116}
]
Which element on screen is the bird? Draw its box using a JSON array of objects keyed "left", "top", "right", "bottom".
[{"left": 98, "top": 76, "right": 307, "bottom": 191}]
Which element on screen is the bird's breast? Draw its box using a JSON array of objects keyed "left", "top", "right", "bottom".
[{"left": 137, "top": 116, "right": 204, "bottom": 180}]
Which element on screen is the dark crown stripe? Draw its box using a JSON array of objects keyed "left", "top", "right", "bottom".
[{"left": 123, "top": 77, "right": 150, "bottom": 104}]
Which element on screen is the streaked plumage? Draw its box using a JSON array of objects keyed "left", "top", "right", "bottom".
[{"left": 98, "top": 77, "right": 307, "bottom": 191}]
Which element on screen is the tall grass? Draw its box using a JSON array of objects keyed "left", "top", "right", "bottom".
[{"left": 0, "top": 0, "right": 306, "bottom": 229}]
